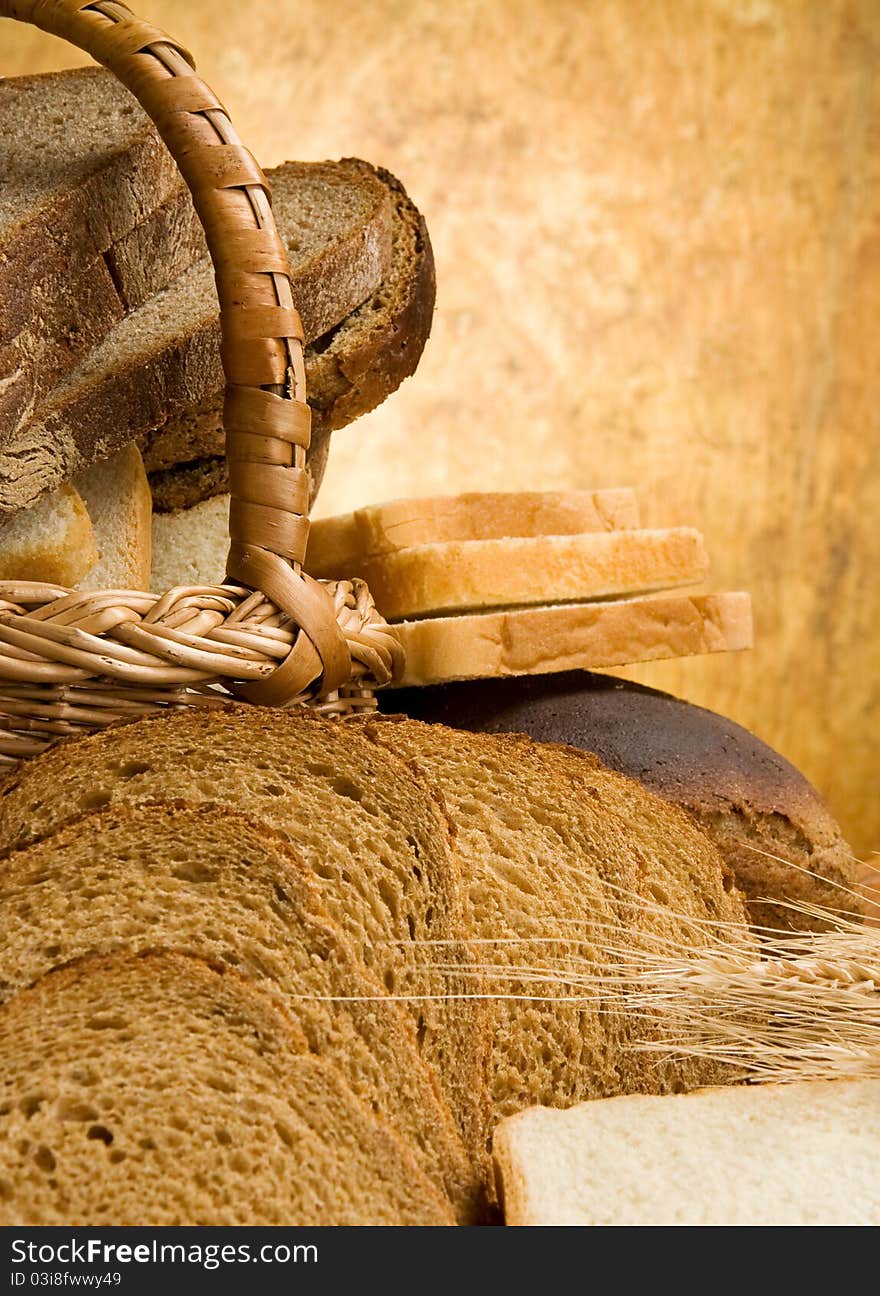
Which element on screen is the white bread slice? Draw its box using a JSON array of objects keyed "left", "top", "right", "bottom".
[
  {"left": 151, "top": 492, "right": 229, "bottom": 590},
  {"left": 76, "top": 445, "right": 152, "bottom": 589},
  {"left": 493, "top": 1080, "right": 880, "bottom": 1225},
  {"left": 321, "top": 528, "right": 708, "bottom": 621},
  {"left": 393, "top": 592, "right": 753, "bottom": 686},
  {"left": 0, "top": 483, "right": 96, "bottom": 586},
  {"left": 307, "top": 489, "right": 640, "bottom": 573}
]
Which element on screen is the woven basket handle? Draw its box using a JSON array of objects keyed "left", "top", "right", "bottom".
[{"left": 1, "top": 0, "right": 351, "bottom": 702}]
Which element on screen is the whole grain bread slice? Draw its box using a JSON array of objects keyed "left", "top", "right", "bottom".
[
  {"left": 0, "top": 801, "right": 482, "bottom": 1221},
  {"left": 0, "top": 950, "right": 454, "bottom": 1225},
  {"left": 0, "top": 706, "right": 490, "bottom": 1166},
  {"left": 366, "top": 717, "right": 751, "bottom": 1131},
  {"left": 0, "top": 159, "right": 398, "bottom": 520},
  {"left": 139, "top": 162, "right": 436, "bottom": 479},
  {"left": 0, "top": 67, "right": 180, "bottom": 354}
]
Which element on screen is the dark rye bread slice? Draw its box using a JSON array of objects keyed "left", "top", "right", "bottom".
[
  {"left": 4, "top": 185, "right": 206, "bottom": 435},
  {"left": 0, "top": 951, "right": 453, "bottom": 1225},
  {"left": 0, "top": 67, "right": 180, "bottom": 349},
  {"left": 0, "top": 801, "right": 482, "bottom": 1222},
  {"left": 386, "top": 672, "right": 859, "bottom": 930},
  {"left": 365, "top": 718, "right": 751, "bottom": 1131},
  {"left": 0, "top": 706, "right": 490, "bottom": 1166},
  {"left": 0, "top": 159, "right": 396, "bottom": 520},
  {"left": 142, "top": 164, "right": 435, "bottom": 511},
  {"left": 0, "top": 68, "right": 184, "bottom": 435}
]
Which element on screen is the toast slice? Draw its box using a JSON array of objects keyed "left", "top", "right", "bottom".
[
  {"left": 0, "top": 801, "right": 482, "bottom": 1221},
  {"left": 307, "top": 489, "right": 641, "bottom": 572},
  {"left": 0, "top": 950, "right": 453, "bottom": 1225},
  {"left": 493, "top": 1080, "right": 880, "bottom": 1225},
  {"left": 139, "top": 163, "right": 435, "bottom": 485},
  {"left": 393, "top": 592, "right": 753, "bottom": 686},
  {"left": 0, "top": 158, "right": 401, "bottom": 520},
  {"left": 0, "top": 706, "right": 491, "bottom": 1170},
  {"left": 314, "top": 527, "right": 708, "bottom": 621}
]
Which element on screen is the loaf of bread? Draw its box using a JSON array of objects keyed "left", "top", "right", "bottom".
[
  {"left": 0, "top": 800, "right": 480, "bottom": 1220},
  {"left": 366, "top": 717, "right": 751, "bottom": 1132},
  {"left": 0, "top": 707, "right": 490, "bottom": 1167},
  {"left": 386, "top": 670, "right": 859, "bottom": 928},
  {"left": 0, "top": 950, "right": 453, "bottom": 1225},
  {"left": 493, "top": 1079, "right": 880, "bottom": 1225},
  {"left": 315, "top": 528, "right": 708, "bottom": 622},
  {"left": 393, "top": 592, "right": 753, "bottom": 686}
]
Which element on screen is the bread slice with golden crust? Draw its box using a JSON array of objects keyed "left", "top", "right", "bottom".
[
  {"left": 0, "top": 801, "right": 483, "bottom": 1221},
  {"left": 393, "top": 591, "right": 753, "bottom": 686},
  {"left": 307, "top": 488, "right": 641, "bottom": 574},
  {"left": 0, "top": 950, "right": 454, "bottom": 1226},
  {"left": 0, "top": 483, "right": 96, "bottom": 586}
]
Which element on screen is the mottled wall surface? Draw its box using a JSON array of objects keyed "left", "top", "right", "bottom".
[{"left": 3, "top": 0, "right": 878, "bottom": 853}]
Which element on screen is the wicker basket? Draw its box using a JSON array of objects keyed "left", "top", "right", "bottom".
[{"left": 0, "top": 0, "right": 404, "bottom": 766}]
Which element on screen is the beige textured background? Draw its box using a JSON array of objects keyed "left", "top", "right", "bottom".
[{"left": 2, "top": 0, "right": 878, "bottom": 854}]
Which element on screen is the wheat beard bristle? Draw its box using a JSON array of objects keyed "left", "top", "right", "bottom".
[{"left": 286, "top": 848, "right": 880, "bottom": 1085}]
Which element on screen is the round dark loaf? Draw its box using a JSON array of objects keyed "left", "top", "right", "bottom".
[{"left": 384, "top": 672, "right": 858, "bottom": 930}]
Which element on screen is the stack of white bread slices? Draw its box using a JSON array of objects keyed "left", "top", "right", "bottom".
[
  {"left": 0, "top": 703, "right": 755, "bottom": 1225},
  {"left": 0, "top": 67, "right": 435, "bottom": 590},
  {"left": 305, "top": 490, "right": 753, "bottom": 685}
]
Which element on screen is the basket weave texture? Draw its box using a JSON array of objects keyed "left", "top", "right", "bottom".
[{"left": 0, "top": 0, "right": 404, "bottom": 764}]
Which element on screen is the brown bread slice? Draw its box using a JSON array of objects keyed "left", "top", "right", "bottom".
[
  {"left": 366, "top": 717, "right": 751, "bottom": 1131},
  {"left": 0, "top": 159, "right": 398, "bottom": 520},
  {"left": 0, "top": 68, "right": 180, "bottom": 355},
  {"left": 0, "top": 801, "right": 482, "bottom": 1221},
  {"left": 0, "top": 950, "right": 453, "bottom": 1225},
  {"left": 0, "top": 706, "right": 490, "bottom": 1166},
  {"left": 140, "top": 163, "right": 436, "bottom": 484},
  {"left": 389, "top": 671, "right": 861, "bottom": 930}
]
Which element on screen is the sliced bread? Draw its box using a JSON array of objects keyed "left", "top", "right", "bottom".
[
  {"left": 0, "top": 801, "right": 482, "bottom": 1221},
  {"left": 0, "top": 950, "right": 454, "bottom": 1225},
  {"left": 0, "top": 159, "right": 398, "bottom": 520},
  {"left": 0, "top": 67, "right": 179, "bottom": 364},
  {"left": 388, "top": 671, "right": 861, "bottom": 930},
  {"left": 393, "top": 592, "right": 754, "bottom": 686},
  {"left": 317, "top": 527, "right": 708, "bottom": 621},
  {"left": 493, "top": 1080, "right": 880, "bottom": 1226},
  {"left": 307, "top": 488, "right": 641, "bottom": 574},
  {"left": 75, "top": 444, "right": 152, "bottom": 589},
  {"left": 0, "top": 706, "right": 490, "bottom": 1164},
  {"left": 140, "top": 162, "right": 436, "bottom": 477},
  {"left": 0, "top": 483, "right": 96, "bottom": 586},
  {"left": 366, "top": 717, "right": 751, "bottom": 1128}
]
